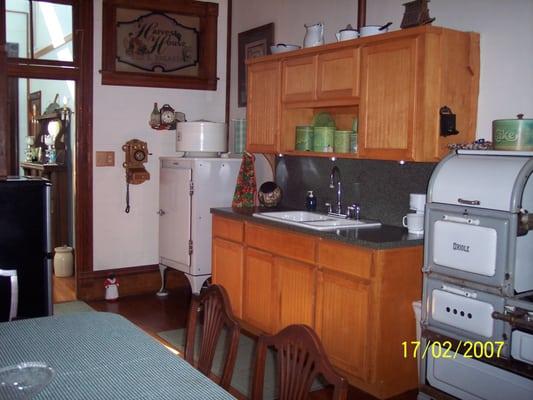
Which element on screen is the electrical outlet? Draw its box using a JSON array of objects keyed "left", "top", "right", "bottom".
[{"left": 96, "top": 151, "right": 115, "bottom": 167}]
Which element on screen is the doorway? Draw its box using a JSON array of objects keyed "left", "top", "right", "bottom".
[
  {"left": 1, "top": 0, "right": 93, "bottom": 303},
  {"left": 13, "top": 77, "right": 77, "bottom": 301}
]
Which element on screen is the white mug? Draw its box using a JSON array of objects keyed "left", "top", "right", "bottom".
[
  {"left": 403, "top": 213, "right": 424, "bottom": 234},
  {"left": 409, "top": 193, "right": 426, "bottom": 213}
]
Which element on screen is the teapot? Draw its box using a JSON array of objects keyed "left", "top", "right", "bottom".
[
  {"left": 303, "top": 22, "right": 324, "bottom": 48},
  {"left": 335, "top": 24, "right": 358, "bottom": 41}
]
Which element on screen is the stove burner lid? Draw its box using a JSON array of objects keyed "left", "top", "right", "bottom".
[{"left": 428, "top": 150, "right": 533, "bottom": 212}]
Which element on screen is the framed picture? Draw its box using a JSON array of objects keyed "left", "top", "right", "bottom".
[
  {"left": 28, "top": 91, "right": 41, "bottom": 138},
  {"left": 101, "top": 0, "right": 218, "bottom": 90},
  {"left": 238, "top": 23, "right": 274, "bottom": 107}
]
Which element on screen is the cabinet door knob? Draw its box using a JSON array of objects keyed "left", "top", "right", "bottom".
[{"left": 157, "top": 209, "right": 166, "bottom": 216}]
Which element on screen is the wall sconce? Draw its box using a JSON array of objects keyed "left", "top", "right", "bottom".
[{"left": 61, "top": 96, "right": 70, "bottom": 123}]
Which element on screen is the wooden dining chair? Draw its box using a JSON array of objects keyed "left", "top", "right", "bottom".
[
  {"left": 251, "top": 324, "right": 348, "bottom": 400},
  {"left": 184, "top": 284, "right": 240, "bottom": 391}
]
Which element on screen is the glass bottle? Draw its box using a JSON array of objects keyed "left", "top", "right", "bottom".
[
  {"left": 150, "top": 102, "right": 160, "bottom": 127},
  {"left": 305, "top": 190, "right": 317, "bottom": 211}
]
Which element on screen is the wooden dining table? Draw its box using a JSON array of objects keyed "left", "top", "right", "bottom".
[{"left": 0, "top": 311, "right": 236, "bottom": 399}]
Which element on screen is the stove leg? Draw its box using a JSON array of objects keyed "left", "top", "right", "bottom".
[{"left": 156, "top": 264, "right": 169, "bottom": 297}]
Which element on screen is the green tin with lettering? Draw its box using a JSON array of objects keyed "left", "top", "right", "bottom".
[
  {"left": 492, "top": 114, "right": 533, "bottom": 150},
  {"left": 295, "top": 126, "right": 314, "bottom": 151}
]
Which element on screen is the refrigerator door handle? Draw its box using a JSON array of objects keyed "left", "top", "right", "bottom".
[{"left": 0, "top": 268, "right": 18, "bottom": 321}]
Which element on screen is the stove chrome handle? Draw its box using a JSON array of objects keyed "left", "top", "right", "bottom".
[
  {"left": 443, "top": 215, "right": 480, "bottom": 225},
  {"left": 492, "top": 310, "right": 533, "bottom": 333},
  {"left": 517, "top": 209, "right": 533, "bottom": 236},
  {"left": 458, "top": 198, "right": 480, "bottom": 205}
]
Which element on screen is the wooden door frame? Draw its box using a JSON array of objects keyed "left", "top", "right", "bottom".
[{"left": 0, "top": 0, "right": 93, "bottom": 294}]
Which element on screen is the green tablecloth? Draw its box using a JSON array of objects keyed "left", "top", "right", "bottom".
[{"left": 0, "top": 312, "right": 236, "bottom": 399}]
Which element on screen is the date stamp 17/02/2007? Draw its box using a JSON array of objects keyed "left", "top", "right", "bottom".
[{"left": 402, "top": 340, "right": 505, "bottom": 359}]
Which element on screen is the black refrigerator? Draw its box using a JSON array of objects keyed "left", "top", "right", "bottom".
[{"left": 0, "top": 177, "right": 52, "bottom": 321}]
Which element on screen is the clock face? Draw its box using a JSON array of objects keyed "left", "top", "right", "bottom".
[
  {"left": 133, "top": 150, "right": 146, "bottom": 162},
  {"left": 161, "top": 110, "right": 175, "bottom": 124}
]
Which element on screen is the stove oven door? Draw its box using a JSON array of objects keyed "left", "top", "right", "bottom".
[
  {"left": 424, "top": 203, "right": 514, "bottom": 293},
  {"left": 423, "top": 277, "right": 509, "bottom": 355}
]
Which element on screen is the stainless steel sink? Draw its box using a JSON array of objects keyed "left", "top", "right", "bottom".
[{"left": 252, "top": 211, "right": 381, "bottom": 231}]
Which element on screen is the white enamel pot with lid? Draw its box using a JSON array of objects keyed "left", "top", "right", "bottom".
[
  {"left": 335, "top": 24, "right": 358, "bottom": 41},
  {"left": 176, "top": 120, "right": 227, "bottom": 156},
  {"left": 359, "top": 22, "right": 393, "bottom": 37}
]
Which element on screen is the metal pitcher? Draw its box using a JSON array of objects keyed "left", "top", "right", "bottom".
[{"left": 303, "top": 22, "right": 324, "bottom": 48}]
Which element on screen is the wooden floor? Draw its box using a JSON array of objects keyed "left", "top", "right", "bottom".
[
  {"left": 53, "top": 275, "right": 76, "bottom": 303},
  {"left": 82, "top": 284, "right": 417, "bottom": 400}
]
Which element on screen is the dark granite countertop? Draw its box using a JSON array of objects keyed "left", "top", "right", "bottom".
[{"left": 211, "top": 207, "right": 424, "bottom": 250}]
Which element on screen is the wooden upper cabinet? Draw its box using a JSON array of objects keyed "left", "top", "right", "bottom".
[
  {"left": 282, "top": 55, "right": 317, "bottom": 102},
  {"left": 282, "top": 48, "right": 360, "bottom": 103},
  {"left": 358, "top": 37, "right": 418, "bottom": 161},
  {"left": 358, "top": 29, "right": 479, "bottom": 161},
  {"left": 317, "top": 48, "right": 359, "bottom": 100},
  {"left": 246, "top": 26, "right": 479, "bottom": 160},
  {"left": 246, "top": 61, "right": 281, "bottom": 153}
]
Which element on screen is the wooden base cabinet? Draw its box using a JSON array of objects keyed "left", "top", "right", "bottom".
[
  {"left": 243, "top": 247, "right": 277, "bottom": 333},
  {"left": 212, "top": 238, "right": 244, "bottom": 318},
  {"left": 212, "top": 215, "right": 422, "bottom": 399},
  {"left": 315, "top": 269, "right": 372, "bottom": 382},
  {"left": 277, "top": 256, "right": 315, "bottom": 330}
]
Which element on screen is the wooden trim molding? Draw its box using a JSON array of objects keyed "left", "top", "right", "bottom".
[{"left": 74, "top": 0, "right": 94, "bottom": 290}]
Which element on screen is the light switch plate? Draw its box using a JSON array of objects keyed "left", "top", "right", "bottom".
[{"left": 96, "top": 151, "right": 115, "bottom": 167}]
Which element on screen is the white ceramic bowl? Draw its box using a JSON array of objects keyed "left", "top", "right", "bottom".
[
  {"left": 359, "top": 25, "right": 389, "bottom": 37},
  {"left": 270, "top": 44, "right": 301, "bottom": 54}
]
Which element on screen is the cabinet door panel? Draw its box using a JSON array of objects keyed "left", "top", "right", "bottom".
[
  {"left": 359, "top": 37, "right": 418, "bottom": 160},
  {"left": 282, "top": 55, "right": 316, "bottom": 102},
  {"left": 276, "top": 257, "right": 315, "bottom": 331},
  {"left": 243, "top": 248, "right": 277, "bottom": 333},
  {"left": 247, "top": 61, "right": 281, "bottom": 153},
  {"left": 212, "top": 215, "right": 243, "bottom": 242},
  {"left": 212, "top": 238, "right": 243, "bottom": 318},
  {"left": 315, "top": 269, "right": 372, "bottom": 382},
  {"left": 317, "top": 48, "right": 359, "bottom": 100}
]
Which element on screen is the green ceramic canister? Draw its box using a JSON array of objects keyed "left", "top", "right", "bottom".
[
  {"left": 295, "top": 125, "right": 314, "bottom": 151},
  {"left": 313, "top": 126, "right": 334, "bottom": 152},
  {"left": 492, "top": 114, "right": 533, "bottom": 150},
  {"left": 334, "top": 130, "right": 351, "bottom": 153}
]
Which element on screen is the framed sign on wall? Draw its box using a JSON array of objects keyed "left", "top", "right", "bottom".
[
  {"left": 237, "top": 23, "right": 274, "bottom": 107},
  {"left": 101, "top": 0, "right": 218, "bottom": 90}
]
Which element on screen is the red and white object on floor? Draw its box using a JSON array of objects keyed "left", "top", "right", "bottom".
[{"left": 104, "top": 274, "right": 119, "bottom": 301}]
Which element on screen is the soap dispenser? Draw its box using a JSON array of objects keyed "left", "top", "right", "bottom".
[{"left": 305, "top": 190, "right": 317, "bottom": 211}]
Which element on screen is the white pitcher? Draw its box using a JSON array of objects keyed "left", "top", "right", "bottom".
[{"left": 303, "top": 22, "right": 324, "bottom": 48}]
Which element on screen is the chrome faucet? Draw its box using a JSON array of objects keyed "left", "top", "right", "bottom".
[{"left": 329, "top": 166, "right": 342, "bottom": 215}]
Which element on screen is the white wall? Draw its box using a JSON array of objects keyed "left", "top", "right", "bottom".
[
  {"left": 92, "top": 0, "right": 228, "bottom": 270},
  {"left": 230, "top": 0, "right": 357, "bottom": 121},
  {"left": 230, "top": 0, "right": 533, "bottom": 139}
]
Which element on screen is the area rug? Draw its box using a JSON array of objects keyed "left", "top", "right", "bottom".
[
  {"left": 53, "top": 300, "right": 95, "bottom": 314},
  {"left": 157, "top": 328, "right": 324, "bottom": 399}
]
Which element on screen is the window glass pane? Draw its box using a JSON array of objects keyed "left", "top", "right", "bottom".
[
  {"left": 6, "top": 0, "right": 30, "bottom": 58},
  {"left": 33, "top": 1, "right": 73, "bottom": 61}
]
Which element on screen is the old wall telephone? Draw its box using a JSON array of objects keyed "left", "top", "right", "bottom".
[{"left": 122, "top": 139, "right": 150, "bottom": 213}]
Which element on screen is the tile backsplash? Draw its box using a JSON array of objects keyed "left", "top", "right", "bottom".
[{"left": 275, "top": 156, "right": 436, "bottom": 227}]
